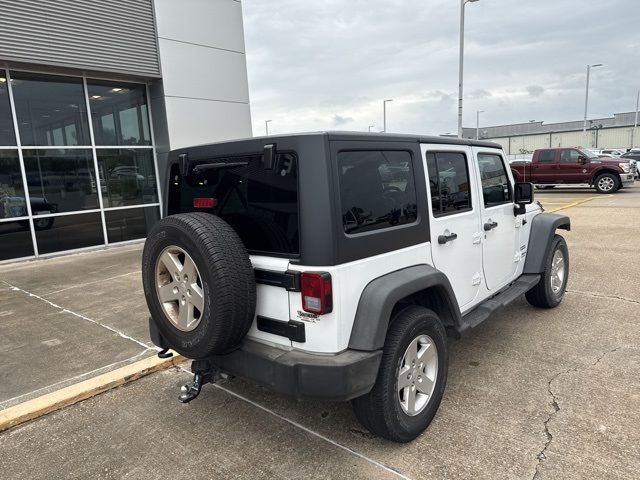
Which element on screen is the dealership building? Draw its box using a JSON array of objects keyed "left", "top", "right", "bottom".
[
  {"left": 463, "top": 111, "right": 639, "bottom": 157},
  {"left": 0, "top": 0, "right": 252, "bottom": 262}
]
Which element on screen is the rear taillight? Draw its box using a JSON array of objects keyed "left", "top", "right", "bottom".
[
  {"left": 193, "top": 197, "right": 217, "bottom": 209},
  {"left": 300, "top": 272, "right": 332, "bottom": 314}
]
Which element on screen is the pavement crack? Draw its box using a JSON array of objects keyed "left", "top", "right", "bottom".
[
  {"left": 566, "top": 289, "right": 640, "bottom": 306},
  {"left": 533, "top": 345, "right": 637, "bottom": 479}
]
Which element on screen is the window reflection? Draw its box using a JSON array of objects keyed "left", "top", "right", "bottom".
[
  {"left": 88, "top": 81, "right": 151, "bottom": 146},
  {"left": 105, "top": 206, "right": 159, "bottom": 243},
  {"left": 97, "top": 149, "right": 157, "bottom": 207},
  {"left": 11, "top": 73, "right": 90, "bottom": 146},
  {"left": 0, "top": 73, "right": 16, "bottom": 145},
  {"left": 35, "top": 212, "right": 104, "bottom": 254},
  {"left": 22, "top": 149, "right": 98, "bottom": 214},
  {"left": 0, "top": 150, "right": 26, "bottom": 219},
  {"left": 0, "top": 222, "right": 34, "bottom": 260},
  {"left": 339, "top": 151, "right": 418, "bottom": 234}
]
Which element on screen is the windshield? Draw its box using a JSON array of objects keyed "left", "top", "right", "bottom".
[{"left": 579, "top": 149, "right": 598, "bottom": 159}]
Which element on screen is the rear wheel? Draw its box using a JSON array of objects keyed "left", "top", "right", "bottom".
[
  {"left": 352, "top": 306, "right": 448, "bottom": 442},
  {"left": 525, "top": 234, "right": 569, "bottom": 308},
  {"left": 594, "top": 173, "right": 620, "bottom": 193}
]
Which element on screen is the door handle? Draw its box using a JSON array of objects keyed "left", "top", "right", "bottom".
[
  {"left": 484, "top": 221, "right": 498, "bottom": 231},
  {"left": 438, "top": 232, "right": 458, "bottom": 244}
]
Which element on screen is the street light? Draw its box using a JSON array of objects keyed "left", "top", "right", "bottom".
[
  {"left": 383, "top": 99, "right": 393, "bottom": 133},
  {"left": 368, "top": 124, "right": 375, "bottom": 133},
  {"left": 458, "top": 0, "right": 480, "bottom": 138},
  {"left": 265, "top": 119, "right": 272, "bottom": 136},
  {"left": 582, "top": 63, "right": 603, "bottom": 142},
  {"left": 631, "top": 90, "right": 639, "bottom": 148},
  {"left": 476, "top": 110, "right": 484, "bottom": 140}
]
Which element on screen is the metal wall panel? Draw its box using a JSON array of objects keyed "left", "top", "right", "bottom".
[{"left": 0, "top": 0, "right": 160, "bottom": 77}]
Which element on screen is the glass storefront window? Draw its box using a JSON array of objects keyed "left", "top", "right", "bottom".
[
  {"left": 11, "top": 72, "right": 90, "bottom": 146},
  {"left": 88, "top": 81, "right": 151, "bottom": 146},
  {"left": 97, "top": 149, "right": 157, "bottom": 208},
  {"left": 35, "top": 212, "right": 104, "bottom": 255},
  {"left": 22, "top": 149, "right": 98, "bottom": 214},
  {"left": 0, "top": 150, "right": 26, "bottom": 219},
  {"left": 0, "top": 222, "right": 34, "bottom": 260},
  {"left": 105, "top": 206, "right": 160, "bottom": 243},
  {"left": 0, "top": 73, "right": 16, "bottom": 145}
]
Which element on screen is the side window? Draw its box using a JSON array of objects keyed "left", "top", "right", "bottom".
[
  {"left": 560, "top": 149, "right": 580, "bottom": 162},
  {"left": 338, "top": 150, "right": 417, "bottom": 234},
  {"left": 538, "top": 149, "right": 555, "bottom": 163},
  {"left": 477, "top": 153, "right": 512, "bottom": 207},
  {"left": 425, "top": 152, "right": 472, "bottom": 217}
]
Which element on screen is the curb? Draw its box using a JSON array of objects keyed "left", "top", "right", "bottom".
[{"left": 0, "top": 352, "right": 184, "bottom": 433}]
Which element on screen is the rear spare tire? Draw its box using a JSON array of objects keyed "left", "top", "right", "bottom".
[{"left": 142, "top": 213, "right": 256, "bottom": 358}]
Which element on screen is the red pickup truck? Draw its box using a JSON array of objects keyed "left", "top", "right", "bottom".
[{"left": 510, "top": 147, "right": 635, "bottom": 193}]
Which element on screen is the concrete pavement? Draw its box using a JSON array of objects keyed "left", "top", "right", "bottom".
[{"left": 0, "top": 184, "right": 638, "bottom": 479}]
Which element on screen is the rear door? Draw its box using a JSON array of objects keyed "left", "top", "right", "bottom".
[
  {"left": 531, "top": 149, "right": 559, "bottom": 183},
  {"left": 169, "top": 151, "right": 301, "bottom": 348},
  {"left": 473, "top": 149, "right": 520, "bottom": 291},
  {"left": 422, "top": 144, "right": 483, "bottom": 311}
]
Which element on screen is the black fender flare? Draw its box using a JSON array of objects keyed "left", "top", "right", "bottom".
[
  {"left": 348, "top": 265, "right": 462, "bottom": 351},
  {"left": 523, "top": 213, "right": 570, "bottom": 274}
]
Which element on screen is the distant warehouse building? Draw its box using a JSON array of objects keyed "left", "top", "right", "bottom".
[
  {"left": 0, "top": 0, "right": 252, "bottom": 263},
  {"left": 463, "top": 111, "right": 639, "bottom": 157}
]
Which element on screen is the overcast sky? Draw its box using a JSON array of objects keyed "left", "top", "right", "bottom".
[{"left": 242, "top": 0, "right": 640, "bottom": 136}]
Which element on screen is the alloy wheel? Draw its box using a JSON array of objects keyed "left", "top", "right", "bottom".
[
  {"left": 550, "top": 249, "right": 566, "bottom": 294},
  {"left": 155, "top": 245, "right": 205, "bottom": 331},
  {"left": 397, "top": 334, "right": 438, "bottom": 416}
]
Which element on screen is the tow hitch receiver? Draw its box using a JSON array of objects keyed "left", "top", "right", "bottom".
[{"left": 178, "top": 358, "right": 225, "bottom": 404}]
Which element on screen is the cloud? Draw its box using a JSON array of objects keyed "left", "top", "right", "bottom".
[
  {"left": 332, "top": 114, "right": 353, "bottom": 126},
  {"left": 527, "top": 85, "right": 545, "bottom": 97},
  {"left": 243, "top": 0, "right": 640, "bottom": 135},
  {"left": 468, "top": 89, "right": 492, "bottom": 100}
]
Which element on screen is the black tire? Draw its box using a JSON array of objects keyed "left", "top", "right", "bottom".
[
  {"left": 33, "top": 217, "right": 54, "bottom": 230},
  {"left": 351, "top": 306, "right": 448, "bottom": 442},
  {"left": 142, "top": 213, "right": 256, "bottom": 358},
  {"left": 525, "top": 234, "right": 569, "bottom": 309},
  {"left": 593, "top": 172, "right": 620, "bottom": 194}
]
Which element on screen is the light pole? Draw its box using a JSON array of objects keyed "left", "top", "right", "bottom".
[
  {"left": 368, "top": 124, "right": 375, "bottom": 133},
  {"left": 582, "top": 63, "right": 603, "bottom": 142},
  {"left": 631, "top": 90, "right": 639, "bottom": 148},
  {"left": 383, "top": 99, "right": 393, "bottom": 133},
  {"left": 476, "top": 110, "right": 484, "bottom": 139},
  {"left": 458, "top": 0, "right": 480, "bottom": 138},
  {"left": 265, "top": 119, "right": 272, "bottom": 136}
]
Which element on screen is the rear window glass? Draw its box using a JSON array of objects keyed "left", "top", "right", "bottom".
[
  {"left": 169, "top": 153, "right": 299, "bottom": 256},
  {"left": 538, "top": 150, "right": 555, "bottom": 162},
  {"left": 338, "top": 150, "right": 418, "bottom": 235}
]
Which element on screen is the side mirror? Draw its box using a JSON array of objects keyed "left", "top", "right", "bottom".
[
  {"left": 513, "top": 182, "right": 534, "bottom": 215},
  {"left": 578, "top": 156, "right": 588, "bottom": 164}
]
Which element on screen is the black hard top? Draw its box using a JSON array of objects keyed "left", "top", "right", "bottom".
[{"left": 171, "top": 131, "right": 501, "bottom": 154}]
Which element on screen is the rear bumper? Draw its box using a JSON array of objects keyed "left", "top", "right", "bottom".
[{"left": 149, "top": 318, "right": 382, "bottom": 401}]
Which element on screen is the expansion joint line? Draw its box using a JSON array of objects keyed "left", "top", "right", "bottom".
[{"left": 1, "top": 280, "right": 153, "bottom": 351}]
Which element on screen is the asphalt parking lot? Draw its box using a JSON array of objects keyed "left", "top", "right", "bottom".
[{"left": 1, "top": 184, "right": 638, "bottom": 479}]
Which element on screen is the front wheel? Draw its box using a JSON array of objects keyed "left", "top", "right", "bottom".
[
  {"left": 525, "top": 234, "right": 569, "bottom": 308},
  {"left": 594, "top": 173, "right": 620, "bottom": 193},
  {"left": 351, "top": 306, "right": 448, "bottom": 442}
]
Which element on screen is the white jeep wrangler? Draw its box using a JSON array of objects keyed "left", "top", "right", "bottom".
[{"left": 143, "top": 132, "right": 570, "bottom": 442}]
